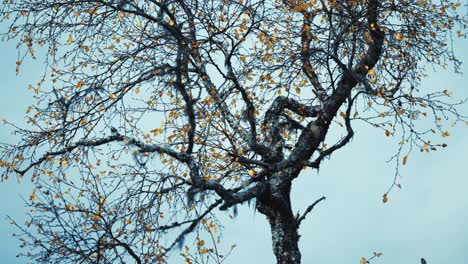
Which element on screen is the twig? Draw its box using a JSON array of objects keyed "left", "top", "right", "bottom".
[{"left": 297, "top": 196, "right": 326, "bottom": 226}]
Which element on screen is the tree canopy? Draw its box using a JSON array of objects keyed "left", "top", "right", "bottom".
[{"left": 0, "top": 0, "right": 466, "bottom": 263}]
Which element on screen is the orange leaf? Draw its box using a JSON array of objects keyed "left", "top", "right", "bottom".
[
  {"left": 383, "top": 193, "right": 388, "bottom": 203},
  {"left": 76, "top": 80, "right": 84, "bottom": 88},
  {"left": 441, "top": 131, "right": 450, "bottom": 137}
]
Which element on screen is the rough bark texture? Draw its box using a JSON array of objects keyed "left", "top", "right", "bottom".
[
  {"left": 266, "top": 211, "right": 301, "bottom": 264},
  {"left": 256, "top": 173, "right": 301, "bottom": 264}
]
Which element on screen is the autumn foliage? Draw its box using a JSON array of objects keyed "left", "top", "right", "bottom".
[{"left": 0, "top": 0, "right": 466, "bottom": 263}]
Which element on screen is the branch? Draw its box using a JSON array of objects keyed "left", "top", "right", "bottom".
[
  {"left": 190, "top": 52, "right": 265, "bottom": 155},
  {"left": 14, "top": 134, "right": 125, "bottom": 175},
  {"left": 299, "top": 9, "right": 326, "bottom": 101},
  {"left": 218, "top": 182, "right": 267, "bottom": 210},
  {"left": 296, "top": 196, "right": 326, "bottom": 226},
  {"left": 161, "top": 199, "right": 223, "bottom": 257},
  {"left": 305, "top": 94, "right": 357, "bottom": 169},
  {"left": 14, "top": 131, "right": 188, "bottom": 176}
]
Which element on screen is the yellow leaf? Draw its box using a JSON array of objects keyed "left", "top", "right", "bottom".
[
  {"left": 84, "top": 9, "right": 98, "bottom": 15},
  {"left": 402, "top": 156, "right": 408, "bottom": 165},
  {"left": 66, "top": 35, "right": 73, "bottom": 45},
  {"left": 441, "top": 131, "right": 450, "bottom": 137},
  {"left": 197, "top": 240, "right": 205, "bottom": 248},
  {"left": 76, "top": 80, "right": 84, "bottom": 88},
  {"left": 61, "top": 160, "right": 68, "bottom": 167},
  {"left": 339, "top": 111, "right": 347, "bottom": 118},
  {"left": 151, "top": 128, "right": 163, "bottom": 136},
  {"left": 109, "top": 93, "right": 117, "bottom": 99},
  {"left": 248, "top": 169, "right": 255, "bottom": 176},
  {"left": 383, "top": 193, "right": 388, "bottom": 204},
  {"left": 360, "top": 257, "right": 367, "bottom": 264},
  {"left": 368, "top": 68, "right": 375, "bottom": 75},
  {"left": 443, "top": 90, "right": 453, "bottom": 96},
  {"left": 395, "top": 32, "right": 404, "bottom": 41}
]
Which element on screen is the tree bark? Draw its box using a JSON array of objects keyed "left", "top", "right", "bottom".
[
  {"left": 257, "top": 176, "right": 301, "bottom": 264},
  {"left": 267, "top": 211, "right": 301, "bottom": 264}
]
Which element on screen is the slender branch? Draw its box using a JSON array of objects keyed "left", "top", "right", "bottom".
[{"left": 296, "top": 196, "right": 326, "bottom": 226}]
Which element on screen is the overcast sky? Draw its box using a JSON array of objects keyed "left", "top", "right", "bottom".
[{"left": 0, "top": 26, "right": 467, "bottom": 264}]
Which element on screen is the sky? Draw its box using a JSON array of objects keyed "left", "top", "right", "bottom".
[{"left": 0, "top": 24, "right": 467, "bottom": 264}]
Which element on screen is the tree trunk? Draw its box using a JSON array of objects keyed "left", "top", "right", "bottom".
[
  {"left": 257, "top": 176, "right": 301, "bottom": 264},
  {"left": 267, "top": 211, "right": 301, "bottom": 264}
]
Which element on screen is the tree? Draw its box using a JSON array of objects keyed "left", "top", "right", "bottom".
[{"left": 0, "top": 0, "right": 466, "bottom": 263}]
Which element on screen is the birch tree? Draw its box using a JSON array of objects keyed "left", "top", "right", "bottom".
[{"left": 0, "top": 0, "right": 466, "bottom": 263}]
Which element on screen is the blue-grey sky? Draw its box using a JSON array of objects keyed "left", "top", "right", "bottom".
[{"left": 0, "top": 27, "right": 467, "bottom": 264}]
